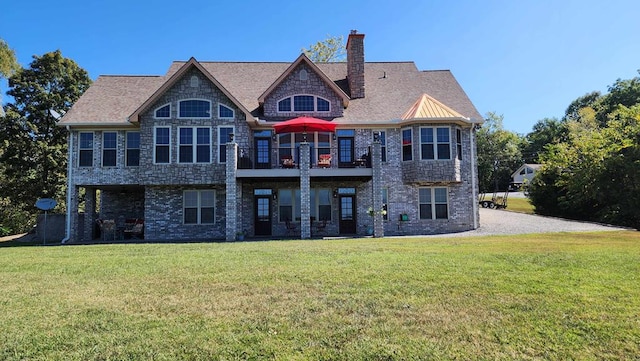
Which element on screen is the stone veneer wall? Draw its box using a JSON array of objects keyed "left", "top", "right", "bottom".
[{"left": 262, "top": 63, "right": 344, "bottom": 119}]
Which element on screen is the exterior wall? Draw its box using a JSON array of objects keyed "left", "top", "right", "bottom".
[{"left": 262, "top": 63, "right": 344, "bottom": 119}]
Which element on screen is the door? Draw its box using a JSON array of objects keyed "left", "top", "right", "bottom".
[
  {"left": 254, "top": 196, "right": 271, "bottom": 236},
  {"left": 338, "top": 137, "right": 354, "bottom": 167},
  {"left": 254, "top": 138, "right": 271, "bottom": 169},
  {"left": 339, "top": 195, "right": 357, "bottom": 234}
]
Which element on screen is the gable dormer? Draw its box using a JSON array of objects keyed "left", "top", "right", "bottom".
[{"left": 258, "top": 54, "right": 349, "bottom": 120}]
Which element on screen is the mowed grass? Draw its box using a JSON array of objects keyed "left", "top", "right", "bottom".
[
  {"left": 506, "top": 197, "right": 535, "bottom": 214},
  {"left": 1, "top": 232, "right": 639, "bottom": 360}
]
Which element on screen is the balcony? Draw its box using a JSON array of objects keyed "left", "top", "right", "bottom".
[{"left": 235, "top": 146, "right": 373, "bottom": 178}]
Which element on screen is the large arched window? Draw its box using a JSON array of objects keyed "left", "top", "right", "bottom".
[
  {"left": 277, "top": 95, "right": 331, "bottom": 113},
  {"left": 178, "top": 99, "right": 211, "bottom": 118}
]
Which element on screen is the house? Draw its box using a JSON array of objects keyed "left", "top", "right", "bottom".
[
  {"left": 58, "top": 31, "right": 484, "bottom": 242},
  {"left": 510, "top": 164, "right": 541, "bottom": 190}
]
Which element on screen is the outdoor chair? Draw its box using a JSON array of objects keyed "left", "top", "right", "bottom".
[
  {"left": 285, "top": 219, "right": 297, "bottom": 236},
  {"left": 98, "top": 219, "right": 116, "bottom": 242},
  {"left": 124, "top": 219, "right": 144, "bottom": 239},
  {"left": 281, "top": 155, "right": 295, "bottom": 168},
  {"left": 317, "top": 154, "right": 331, "bottom": 168},
  {"left": 314, "top": 219, "right": 328, "bottom": 235}
]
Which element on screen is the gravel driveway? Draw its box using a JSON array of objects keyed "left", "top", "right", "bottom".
[{"left": 427, "top": 208, "right": 628, "bottom": 238}]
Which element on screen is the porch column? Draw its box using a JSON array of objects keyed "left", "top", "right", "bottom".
[
  {"left": 371, "top": 136, "right": 385, "bottom": 237},
  {"left": 299, "top": 142, "right": 311, "bottom": 239},
  {"left": 83, "top": 187, "right": 96, "bottom": 241},
  {"left": 67, "top": 185, "right": 79, "bottom": 242},
  {"left": 225, "top": 140, "right": 238, "bottom": 242}
]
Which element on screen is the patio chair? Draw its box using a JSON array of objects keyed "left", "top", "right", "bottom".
[
  {"left": 98, "top": 219, "right": 116, "bottom": 242},
  {"left": 318, "top": 154, "right": 331, "bottom": 168},
  {"left": 314, "top": 219, "right": 328, "bottom": 235},
  {"left": 285, "top": 219, "right": 297, "bottom": 236},
  {"left": 124, "top": 219, "right": 144, "bottom": 239},
  {"left": 281, "top": 155, "right": 296, "bottom": 168}
]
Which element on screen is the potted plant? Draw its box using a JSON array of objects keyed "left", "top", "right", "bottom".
[{"left": 236, "top": 230, "right": 245, "bottom": 241}]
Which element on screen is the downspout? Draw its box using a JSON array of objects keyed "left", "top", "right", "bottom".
[
  {"left": 470, "top": 123, "right": 479, "bottom": 229},
  {"left": 61, "top": 126, "right": 73, "bottom": 243}
]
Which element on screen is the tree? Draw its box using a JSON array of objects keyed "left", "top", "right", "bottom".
[
  {"left": 302, "top": 35, "right": 346, "bottom": 62},
  {"left": 0, "top": 50, "right": 91, "bottom": 232},
  {"left": 476, "top": 112, "right": 524, "bottom": 192},
  {"left": 521, "top": 117, "right": 566, "bottom": 163},
  {"left": 0, "top": 38, "right": 20, "bottom": 117}
]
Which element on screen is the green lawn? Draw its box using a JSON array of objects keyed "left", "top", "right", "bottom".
[
  {"left": 505, "top": 197, "right": 535, "bottom": 214},
  {"left": 1, "top": 232, "right": 639, "bottom": 360}
]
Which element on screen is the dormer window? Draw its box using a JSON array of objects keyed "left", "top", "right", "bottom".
[
  {"left": 154, "top": 103, "right": 171, "bottom": 118},
  {"left": 277, "top": 95, "right": 331, "bottom": 113},
  {"left": 218, "top": 104, "right": 235, "bottom": 119},
  {"left": 179, "top": 99, "right": 211, "bottom": 118}
]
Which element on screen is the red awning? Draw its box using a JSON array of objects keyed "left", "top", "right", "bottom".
[{"left": 272, "top": 116, "right": 337, "bottom": 134}]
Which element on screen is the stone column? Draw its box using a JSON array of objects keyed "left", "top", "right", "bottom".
[
  {"left": 371, "top": 137, "right": 384, "bottom": 237},
  {"left": 225, "top": 141, "right": 238, "bottom": 242},
  {"left": 299, "top": 142, "right": 311, "bottom": 239},
  {"left": 83, "top": 187, "right": 96, "bottom": 241},
  {"left": 67, "top": 185, "right": 79, "bottom": 243}
]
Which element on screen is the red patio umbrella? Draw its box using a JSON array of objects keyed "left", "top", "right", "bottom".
[{"left": 272, "top": 116, "right": 337, "bottom": 134}]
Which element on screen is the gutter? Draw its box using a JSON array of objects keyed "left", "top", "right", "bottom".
[
  {"left": 61, "top": 126, "right": 73, "bottom": 243},
  {"left": 469, "top": 119, "right": 480, "bottom": 229}
]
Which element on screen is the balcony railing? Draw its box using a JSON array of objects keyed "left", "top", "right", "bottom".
[{"left": 237, "top": 147, "right": 372, "bottom": 170}]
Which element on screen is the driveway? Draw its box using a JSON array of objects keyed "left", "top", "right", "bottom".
[{"left": 427, "top": 208, "right": 628, "bottom": 238}]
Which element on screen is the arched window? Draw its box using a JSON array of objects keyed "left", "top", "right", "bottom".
[
  {"left": 178, "top": 99, "right": 211, "bottom": 118},
  {"left": 154, "top": 103, "right": 171, "bottom": 118},
  {"left": 218, "top": 104, "right": 235, "bottom": 119},
  {"left": 277, "top": 95, "right": 331, "bottom": 113}
]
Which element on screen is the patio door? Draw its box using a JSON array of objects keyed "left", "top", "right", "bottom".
[
  {"left": 254, "top": 195, "right": 272, "bottom": 236},
  {"left": 338, "top": 137, "right": 354, "bottom": 167},
  {"left": 339, "top": 195, "right": 357, "bottom": 235},
  {"left": 254, "top": 137, "right": 271, "bottom": 169}
]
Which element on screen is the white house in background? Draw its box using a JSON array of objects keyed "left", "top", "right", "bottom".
[{"left": 510, "top": 164, "right": 541, "bottom": 190}]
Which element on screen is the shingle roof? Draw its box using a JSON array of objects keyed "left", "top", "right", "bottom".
[{"left": 60, "top": 58, "right": 483, "bottom": 126}]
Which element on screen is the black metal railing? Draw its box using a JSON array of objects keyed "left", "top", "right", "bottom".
[{"left": 237, "top": 147, "right": 372, "bottom": 169}]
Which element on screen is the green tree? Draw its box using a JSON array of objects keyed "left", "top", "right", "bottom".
[
  {"left": 302, "top": 35, "right": 346, "bottom": 62},
  {"left": 0, "top": 38, "right": 20, "bottom": 117},
  {"left": 595, "top": 71, "right": 640, "bottom": 125},
  {"left": 522, "top": 117, "right": 566, "bottom": 163},
  {"left": 476, "top": 112, "right": 524, "bottom": 192},
  {"left": 0, "top": 50, "right": 90, "bottom": 233}
]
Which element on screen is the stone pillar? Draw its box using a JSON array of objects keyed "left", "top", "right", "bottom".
[
  {"left": 371, "top": 137, "right": 384, "bottom": 237},
  {"left": 83, "top": 187, "right": 96, "bottom": 241},
  {"left": 67, "top": 185, "right": 79, "bottom": 242},
  {"left": 299, "top": 142, "right": 311, "bottom": 239},
  {"left": 225, "top": 141, "right": 238, "bottom": 242}
]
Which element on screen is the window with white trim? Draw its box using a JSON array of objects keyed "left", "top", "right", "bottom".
[
  {"left": 218, "top": 126, "right": 234, "bottom": 163},
  {"left": 420, "top": 127, "right": 451, "bottom": 160},
  {"left": 154, "top": 127, "right": 170, "bottom": 164},
  {"left": 126, "top": 132, "right": 140, "bottom": 166},
  {"left": 102, "top": 132, "right": 117, "bottom": 167},
  {"left": 456, "top": 129, "right": 462, "bottom": 161},
  {"left": 179, "top": 127, "right": 211, "bottom": 163},
  {"left": 154, "top": 103, "right": 171, "bottom": 118},
  {"left": 218, "top": 104, "right": 234, "bottom": 119},
  {"left": 402, "top": 128, "right": 412, "bottom": 161},
  {"left": 79, "top": 132, "right": 93, "bottom": 167},
  {"left": 375, "top": 130, "right": 387, "bottom": 162},
  {"left": 183, "top": 190, "right": 215, "bottom": 224},
  {"left": 419, "top": 187, "right": 448, "bottom": 220},
  {"left": 179, "top": 99, "right": 211, "bottom": 118},
  {"left": 277, "top": 95, "right": 331, "bottom": 112}
]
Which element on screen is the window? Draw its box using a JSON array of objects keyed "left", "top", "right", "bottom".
[
  {"left": 179, "top": 127, "right": 211, "bottom": 163},
  {"left": 179, "top": 99, "right": 211, "bottom": 118},
  {"left": 218, "top": 104, "right": 234, "bottom": 119},
  {"left": 126, "top": 132, "right": 140, "bottom": 166},
  {"left": 79, "top": 132, "right": 93, "bottom": 167},
  {"left": 218, "top": 126, "right": 234, "bottom": 163},
  {"left": 184, "top": 190, "right": 215, "bottom": 224},
  {"left": 419, "top": 188, "right": 448, "bottom": 220},
  {"left": 277, "top": 95, "right": 330, "bottom": 112},
  {"left": 420, "top": 127, "right": 451, "bottom": 160},
  {"left": 154, "top": 127, "right": 170, "bottom": 164},
  {"left": 402, "top": 128, "right": 412, "bottom": 161},
  {"left": 102, "top": 132, "right": 117, "bottom": 167},
  {"left": 456, "top": 129, "right": 462, "bottom": 161},
  {"left": 375, "top": 130, "right": 387, "bottom": 162},
  {"left": 278, "top": 188, "right": 332, "bottom": 222},
  {"left": 154, "top": 103, "right": 170, "bottom": 118}
]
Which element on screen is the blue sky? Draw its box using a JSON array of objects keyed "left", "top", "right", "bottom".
[{"left": 1, "top": 0, "right": 638, "bottom": 134}]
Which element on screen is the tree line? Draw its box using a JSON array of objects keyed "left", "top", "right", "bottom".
[
  {"left": 478, "top": 71, "right": 640, "bottom": 229},
  {"left": 0, "top": 39, "right": 91, "bottom": 236}
]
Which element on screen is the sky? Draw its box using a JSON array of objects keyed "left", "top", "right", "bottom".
[{"left": 1, "top": 0, "right": 639, "bottom": 134}]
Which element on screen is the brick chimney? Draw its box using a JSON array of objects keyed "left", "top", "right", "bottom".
[{"left": 347, "top": 30, "right": 365, "bottom": 99}]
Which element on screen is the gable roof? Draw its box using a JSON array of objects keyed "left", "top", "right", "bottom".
[
  {"left": 257, "top": 53, "right": 350, "bottom": 108},
  {"left": 128, "top": 57, "right": 253, "bottom": 123},
  {"left": 60, "top": 59, "right": 483, "bottom": 127}
]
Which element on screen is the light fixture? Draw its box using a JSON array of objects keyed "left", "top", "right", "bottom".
[
  {"left": 373, "top": 131, "right": 380, "bottom": 142},
  {"left": 333, "top": 189, "right": 338, "bottom": 198},
  {"left": 228, "top": 133, "right": 234, "bottom": 142},
  {"left": 273, "top": 192, "right": 278, "bottom": 200}
]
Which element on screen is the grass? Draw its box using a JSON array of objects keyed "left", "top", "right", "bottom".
[
  {"left": 1, "top": 232, "right": 639, "bottom": 360},
  {"left": 505, "top": 197, "right": 535, "bottom": 214}
]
